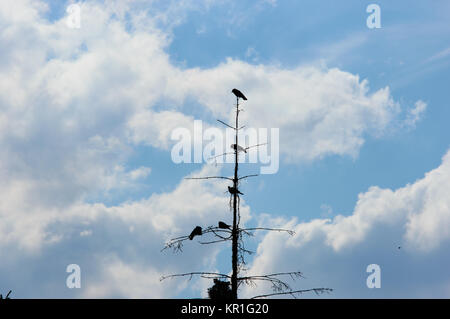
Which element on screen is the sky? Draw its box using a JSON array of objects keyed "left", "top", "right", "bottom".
[{"left": 0, "top": 0, "right": 449, "bottom": 298}]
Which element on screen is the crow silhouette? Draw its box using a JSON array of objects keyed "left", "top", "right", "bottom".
[
  {"left": 228, "top": 186, "right": 243, "bottom": 195},
  {"left": 189, "top": 226, "right": 202, "bottom": 240},
  {"left": 231, "top": 144, "right": 247, "bottom": 153},
  {"left": 232, "top": 88, "right": 247, "bottom": 100},
  {"left": 218, "top": 221, "right": 231, "bottom": 229}
]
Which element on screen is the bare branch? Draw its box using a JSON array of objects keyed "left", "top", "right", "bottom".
[
  {"left": 245, "top": 271, "right": 303, "bottom": 279},
  {"left": 251, "top": 288, "right": 333, "bottom": 299},
  {"left": 241, "top": 227, "right": 295, "bottom": 236},
  {"left": 200, "top": 238, "right": 230, "bottom": 244},
  {"left": 162, "top": 226, "right": 233, "bottom": 252},
  {"left": 238, "top": 174, "right": 259, "bottom": 180},
  {"left": 237, "top": 271, "right": 329, "bottom": 299},
  {"left": 162, "top": 238, "right": 186, "bottom": 250},
  {"left": 245, "top": 143, "right": 268, "bottom": 151},
  {"left": 209, "top": 228, "right": 232, "bottom": 239},
  {"left": 239, "top": 276, "right": 291, "bottom": 292},
  {"left": 185, "top": 176, "right": 233, "bottom": 181},
  {"left": 207, "top": 152, "right": 234, "bottom": 162},
  {"left": 198, "top": 228, "right": 232, "bottom": 243},
  {"left": 239, "top": 272, "right": 303, "bottom": 283},
  {"left": 160, "top": 272, "right": 230, "bottom": 282},
  {"left": 217, "top": 119, "right": 236, "bottom": 130}
]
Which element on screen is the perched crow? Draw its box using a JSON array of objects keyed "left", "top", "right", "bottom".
[
  {"left": 189, "top": 226, "right": 202, "bottom": 240},
  {"left": 231, "top": 144, "right": 247, "bottom": 153},
  {"left": 232, "top": 88, "right": 247, "bottom": 100},
  {"left": 228, "top": 186, "right": 243, "bottom": 195},
  {"left": 218, "top": 221, "right": 231, "bottom": 229}
]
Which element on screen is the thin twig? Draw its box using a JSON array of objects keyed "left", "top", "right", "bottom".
[
  {"left": 238, "top": 174, "right": 259, "bottom": 180},
  {"left": 245, "top": 143, "right": 267, "bottom": 151},
  {"left": 251, "top": 288, "right": 333, "bottom": 299},
  {"left": 162, "top": 226, "right": 233, "bottom": 252},
  {"left": 207, "top": 152, "right": 235, "bottom": 162},
  {"left": 241, "top": 227, "right": 295, "bottom": 236},
  {"left": 217, "top": 119, "right": 236, "bottom": 130},
  {"left": 210, "top": 228, "right": 232, "bottom": 239},
  {"left": 241, "top": 271, "right": 303, "bottom": 279},
  {"left": 185, "top": 176, "right": 233, "bottom": 181},
  {"left": 160, "top": 272, "right": 231, "bottom": 282},
  {"left": 200, "top": 238, "right": 231, "bottom": 244}
]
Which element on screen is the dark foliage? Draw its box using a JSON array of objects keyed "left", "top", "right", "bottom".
[{"left": 208, "top": 279, "right": 233, "bottom": 300}]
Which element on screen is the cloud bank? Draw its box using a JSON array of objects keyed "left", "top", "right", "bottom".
[
  {"left": 241, "top": 150, "right": 450, "bottom": 298},
  {"left": 0, "top": 0, "right": 438, "bottom": 298}
]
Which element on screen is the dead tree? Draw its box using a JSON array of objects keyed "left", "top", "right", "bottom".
[{"left": 161, "top": 89, "right": 332, "bottom": 299}]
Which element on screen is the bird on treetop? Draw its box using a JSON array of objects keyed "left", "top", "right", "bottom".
[
  {"left": 189, "top": 226, "right": 202, "bottom": 240},
  {"left": 228, "top": 186, "right": 243, "bottom": 195},
  {"left": 232, "top": 88, "right": 247, "bottom": 100}
]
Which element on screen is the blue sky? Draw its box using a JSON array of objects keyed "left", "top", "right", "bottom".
[{"left": 0, "top": 0, "right": 449, "bottom": 298}]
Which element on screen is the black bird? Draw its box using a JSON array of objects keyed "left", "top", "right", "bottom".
[
  {"left": 232, "top": 88, "right": 247, "bottom": 101},
  {"left": 228, "top": 186, "right": 243, "bottom": 195},
  {"left": 218, "top": 221, "right": 231, "bottom": 229},
  {"left": 231, "top": 144, "right": 247, "bottom": 153},
  {"left": 189, "top": 226, "right": 202, "bottom": 240}
]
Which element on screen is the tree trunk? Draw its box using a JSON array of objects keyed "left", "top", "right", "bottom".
[{"left": 231, "top": 96, "right": 239, "bottom": 299}]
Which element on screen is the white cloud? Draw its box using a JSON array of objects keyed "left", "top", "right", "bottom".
[
  {"left": 126, "top": 110, "right": 196, "bottom": 149},
  {"left": 128, "top": 166, "right": 151, "bottom": 180},
  {"left": 241, "top": 149, "right": 450, "bottom": 298},
  {"left": 0, "top": 0, "right": 435, "bottom": 298},
  {"left": 404, "top": 100, "right": 427, "bottom": 128},
  {"left": 83, "top": 256, "right": 182, "bottom": 298},
  {"left": 0, "top": 164, "right": 250, "bottom": 297},
  {"left": 80, "top": 230, "right": 92, "bottom": 237},
  {"left": 426, "top": 47, "right": 450, "bottom": 63},
  {"left": 0, "top": 1, "right": 424, "bottom": 194},
  {"left": 245, "top": 47, "right": 259, "bottom": 62},
  {"left": 173, "top": 60, "right": 426, "bottom": 162}
]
